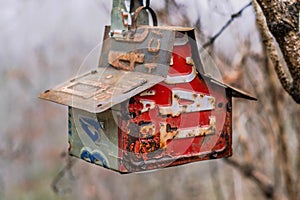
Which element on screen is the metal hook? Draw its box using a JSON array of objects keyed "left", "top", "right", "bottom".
[{"left": 131, "top": 6, "right": 157, "bottom": 30}]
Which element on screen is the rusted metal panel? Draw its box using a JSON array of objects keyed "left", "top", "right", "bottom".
[
  {"left": 117, "top": 30, "right": 235, "bottom": 173},
  {"left": 99, "top": 27, "right": 175, "bottom": 77},
  {"left": 170, "top": 116, "right": 216, "bottom": 139},
  {"left": 159, "top": 90, "right": 216, "bottom": 117},
  {"left": 108, "top": 51, "right": 145, "bottom": 71},
  {"left": 164, "top": 65, "right": 197, "bottom": 84},
  {"left": 159, "top": 116, "right": 216, "bottom": 148},
  {"left": 39, "top": 67, "right": 164, "bottom": 113}
]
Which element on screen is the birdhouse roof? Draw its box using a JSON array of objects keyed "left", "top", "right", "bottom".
[
  {"left": 202, "top": 74, "right": 257, "bottom": 101},
  {"left": 40, "top": 26, "right": 256, "bottom": 113},
  {"left": 39, "top": 67, "right": 165, "bottom": 113}
]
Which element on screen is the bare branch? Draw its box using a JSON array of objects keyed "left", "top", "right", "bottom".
[
  {"left": 252, "top": 0, "right": 293, "bottom": 98},
  {"left": 202, "top": 2, "right": 252, "bottom": 49},
  {"left": 254, "top": 0, "right": 300, "bottom": 103}
]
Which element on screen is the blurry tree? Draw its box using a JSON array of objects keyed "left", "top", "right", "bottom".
[
  {"left": 46, "top": 1, "right": 300, "bottom": 199},
  {"left": 2, "top": 0, "right": 300, "bottom": 199},
  {"left": 251, "top": 9, "right": 300, "bottom": 199},
  {"left": 153, "top": 0, "right": 300, "bottom": 200},
  {"left": 49, "top": 1, "right": 300, "bottom": 199}
]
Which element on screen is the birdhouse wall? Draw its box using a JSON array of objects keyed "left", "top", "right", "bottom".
[
  {"left": 117, "top": 77, "right": 233, "bottom": 173},
  {"left": 68, "top": 107, "right": 119, "bottom": 171},
  {"left": 67, "top": 86, "right": 232, "bottom": 174}
]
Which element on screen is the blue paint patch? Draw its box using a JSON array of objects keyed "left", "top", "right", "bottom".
[
  {"left": 68, "top": 108, "right": 72, "bottom": 136},
  {"left": 79, "top": 116, "right": 100, "bottom": 142},
  {"left": 80, "top": 148, "right": 109, "bottom": 168},
  {"left": 68, "top": 107, "right": 72, "bottom": 117},
  {"left": 92, "top": 151, "right": 109, "bottom": 168},
  {"left": 68, "top": 119, "right": 72, "bottom": 136},
  {"left": 80, "top": 149, "right": 92, "bottom": 162}
]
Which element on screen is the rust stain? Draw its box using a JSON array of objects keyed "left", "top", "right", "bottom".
[
  {"left": 148, "top": 38, "right": 161, "bottom": 53},
  {"left": 144, "top": 63, "right": 157, "bottom": 73},
  {"left": 108, "top": 51, "right": 145, "bottom": 71}
]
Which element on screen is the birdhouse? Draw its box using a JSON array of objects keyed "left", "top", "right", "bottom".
[{"left": 40, "top": 3, "right": 256, "bottom": 173}]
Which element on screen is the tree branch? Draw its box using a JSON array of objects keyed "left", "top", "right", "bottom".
[
  {"left": 252, "top": 0, "right": 293, "bottom": 93},
  {"left": 254, "top": 0, "right": 300, "bottom": 103},
  {"left": 202, "top": 2, "right": 252, "bottom": 49}
]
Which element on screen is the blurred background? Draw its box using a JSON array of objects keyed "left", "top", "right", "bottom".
[{"left": 1, "top": 0, "right": 299, "bottom": 199}]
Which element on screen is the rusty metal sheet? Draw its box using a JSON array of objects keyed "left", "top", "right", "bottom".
[
  {"left": 99, "top": 26, "right": 175, "bottom": 77},
  {"left": 159, "top": 89, "right": 216, "bottom": 117},
  {"left": 159, "top": 116, "right": 216, "bottom": 148},
  {"left": 39, "top": 67, "right": 164, "bottom": 113},
  {"left": 164, "top": 65, "right": 197, "bottom": 84}
]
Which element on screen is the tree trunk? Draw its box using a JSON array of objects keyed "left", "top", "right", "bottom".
[{"left": 255, "top": 0, "right": 300, "bottom": 104}]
